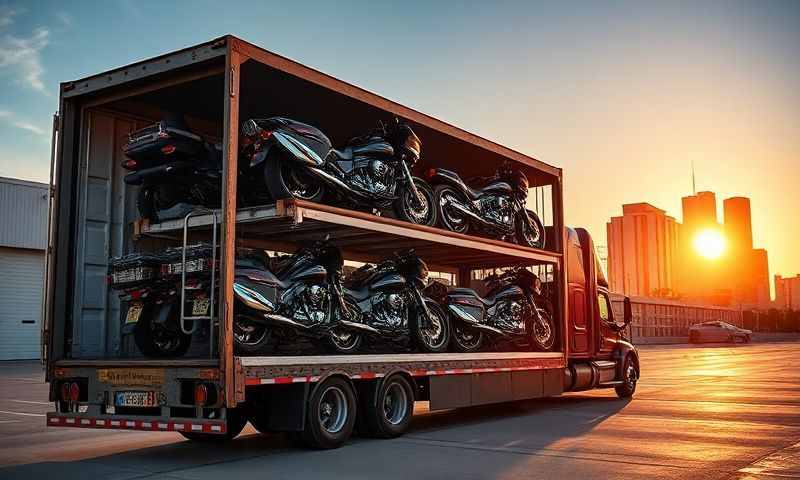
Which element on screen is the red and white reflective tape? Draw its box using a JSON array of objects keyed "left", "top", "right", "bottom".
[
  {"left": 47, "top": 414, "right": 226, "bottom": 434},
  {"left": 245, "top": 361, "right": 562, "bottom": 386}
]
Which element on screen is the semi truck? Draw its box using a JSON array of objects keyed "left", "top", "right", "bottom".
[{"left": 43, "top": 35, "right": 639, "bottom": 449}]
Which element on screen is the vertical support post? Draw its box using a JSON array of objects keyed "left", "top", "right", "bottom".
[
  {"left": 221, "top": 39, "right": 241, "bottom": 407},
  {"left": 553, "top": 174, "right": 569, "bottom": 358}
]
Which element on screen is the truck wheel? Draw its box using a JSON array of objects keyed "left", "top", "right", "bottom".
[
  {"left": 301, "top": 377, "right": 356, "bottom": 449},
  {"left": 615, "top": 356, "right": 638, "bottom": 398},
  {"left": 360, "top": 375, "right": 415, "bottom": 438},
  {"left": 180, "top": 408, "right": 247, "bottom": 441}
]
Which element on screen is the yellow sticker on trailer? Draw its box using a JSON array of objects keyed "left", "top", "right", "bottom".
[{"left": 97, "top": 369, "right": 165, "bottom": 386}]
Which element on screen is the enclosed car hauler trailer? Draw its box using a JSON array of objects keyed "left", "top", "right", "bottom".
[{"left": 44, "top": 35, "right": 638, "bottom": 448}]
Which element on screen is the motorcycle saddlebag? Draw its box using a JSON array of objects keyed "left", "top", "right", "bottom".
[{"left": 123, "top": 121, "right": 206, "bottom": 164}]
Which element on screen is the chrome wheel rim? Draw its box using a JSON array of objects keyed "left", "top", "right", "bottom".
[
  {"left": 233, "top": 316, "right": 268, "bottom": 346},
  {"left": 533, "top": 313, "right": 553, "bottom": 348},
  {"left": 383, "top": 383, "right": 409, "bottom": 425},
  {"left": 420, "top": 307, "right": 447, "bottom": 349},
  {"left": 454, "top": 323, "right": 481, "bottom": 350},
  {"left": 318, "top": 386, "right": 348, "bottom": 434},
  {"left": 624, "top": 364, "right": 637, "bottom": 389},
  {"left": 403, "top": 187, "right": 431, "bottom": 224}
]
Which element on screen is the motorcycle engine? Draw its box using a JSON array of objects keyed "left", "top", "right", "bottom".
[
  {"left": 350, "top": 160, "right": 395, "bottom": 198},
  {"left": 479, "top": 195, "right": 514, "bottom": 227},
  {"left": 292, "top": 284, "right": 329, "bottom": 327},
  {"left": 370, "top": 292, "right": 407, "bottom": 330},
  {"left": 494, "top": 300, "right": 526, "bottom": 335}
]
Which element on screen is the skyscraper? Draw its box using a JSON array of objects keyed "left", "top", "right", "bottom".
[
  {"left": 724, "top": 197, "right": 753, "bottom": 253},
  {"left": 682, "top": 191, "right": 717, "bottom": 230},
  {"left": 776, "top": 275, "right": 800, "bottom": 310},
  {"left": 607, "top": 203, "right": 679, "bottom": 298}
]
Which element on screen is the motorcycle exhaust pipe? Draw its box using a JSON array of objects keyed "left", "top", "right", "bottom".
[
  {"left": 338, "top": 319, "right": 382, "bottom": 335},
  {"left": 305, "top": 167, "right": 371, "bottom": 201},
  {"left": 448, "top": 304, "right": 507, "bottom": 336},
  {"left": 263, "top": 313, "right": 316, "bottom": 330},
  {"left": 446, "top": 201, "right": 497, "bottom": 229}
]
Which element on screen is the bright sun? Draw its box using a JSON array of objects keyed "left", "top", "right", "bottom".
[{"left": 693, "top": 229, "right": 726, "bottom": 259}]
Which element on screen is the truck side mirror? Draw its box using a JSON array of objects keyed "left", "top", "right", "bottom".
[{"left": 623, "top": 297, "right": 633, "bottom": 326}]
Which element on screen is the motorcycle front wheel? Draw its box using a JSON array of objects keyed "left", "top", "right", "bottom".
[
  {"left": 434, "top": 185, "right": 469, "bottom": 234},
  {"left": 413, "top": 300, "right": 450, "bottom": 353},
  {"left": 516, "top": 209, "right": 546, "bottom": 249},
  {"left": 327, "top": 296, "right": 363, "bottom": 354},
  {"left": 133, "top": 304, "right": 192, "bottom": 358},
  {"left": 264, "top": 152, "right": 324, "bottom": 202},
  {"left": 393, "top": 177, "right": 437, "bottom": 226},
  {"left": 531, "top": 308, "right": 556, "bottom": 351}
]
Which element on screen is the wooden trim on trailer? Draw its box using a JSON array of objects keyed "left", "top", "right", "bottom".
[{"left": 220, "top": 45, "right": 241, "bottom": 407}]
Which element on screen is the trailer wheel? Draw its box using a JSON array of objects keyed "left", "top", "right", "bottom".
[
  {"left": 615, "top": 355, "right": 638, "bottom": 398},
  {"left": 180, "top": 408, "right": 247, "bottom": 442},
  {"left": 360, "top": 375, "right": 415, "bottom": 438},
  {"left": 301, "top": 377, "right": 356, "bottom": 449}
]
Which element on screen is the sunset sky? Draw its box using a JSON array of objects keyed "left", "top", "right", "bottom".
[{"left": 0, "top": 1, "right": 797, "bottom": 288}]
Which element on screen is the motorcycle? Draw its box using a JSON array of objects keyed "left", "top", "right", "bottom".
[
  {"left": 428, "top": 163, "right": 546, "bottom": 248},
  {"left": 108, "top": 253, "right": 191, "bottom": 358},
  {"left": 240, "top": 117, "right": 437, "bottom": 226},
  {"left": 331, "top": 249, "right": 450, "bottom": 353},
  {"left": 442, "top": 266, "right": 555, "bottom": 352},
  {"left": 122, "top": 114, "right": 223, "bottom": 222},
  {"left": 231, "top": 239, "right": 347, "bottom": 354}
]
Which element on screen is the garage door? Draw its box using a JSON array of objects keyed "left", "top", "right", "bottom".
[{"left": 0, "top": 247, "right": 44, "bottom": 360}]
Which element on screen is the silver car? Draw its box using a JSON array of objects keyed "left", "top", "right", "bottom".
[{"left": 688, "top": 321, "right": 752, "bottom": 344}]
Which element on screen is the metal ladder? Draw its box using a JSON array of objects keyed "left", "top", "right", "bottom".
[{"left": 178, "top": 208, "right": 218, "bottom": 358}]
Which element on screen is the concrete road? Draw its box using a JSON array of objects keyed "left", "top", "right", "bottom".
[{"left": 0, "top": 343, "right": 799, "bottom": 480}]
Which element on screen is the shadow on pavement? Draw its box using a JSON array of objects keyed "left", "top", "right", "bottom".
[{"left": 0, "top": 394, "right": 631, "bottom": 480}]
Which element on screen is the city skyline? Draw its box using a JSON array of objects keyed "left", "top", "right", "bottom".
[{"left": 0, "top": 1, "right": 797, "bottom": 279}]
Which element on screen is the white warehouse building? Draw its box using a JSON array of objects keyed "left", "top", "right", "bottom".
[{"left": 0, "top": 176, "right": 49, "bottom": 360}]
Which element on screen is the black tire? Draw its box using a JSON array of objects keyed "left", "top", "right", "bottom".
[
  {"left": 181, "top": 408, "right": 247, "bottom": 442},
  {"left": 531, "top": 307, "right": 556, "bottom": 351},
  {"left": 264, "top": 152, "right": 324, "bottom": 202},
  {"left": 413, "top": 300, "right": 450, "bottom": 353},
  {"left": 434, "top": 184, "right": 469, "bottom": 234},
  {"left": 615, "top": 355, "right": 639, "bottom": 398},
  {"left": 133, "top": 303, "right": 191, "bottom": 358},
  {"left": 301, "top": 377, "right": 357, "bottom": 449},
  {"left": 233, "top": 314, "right": 272, "bottom": 355},
  {"left": 393, "top": 177, "right": 437, "bottom": 226},
  {"left": 451, "top": 322, "right": 484, "bottom": 352},
  {"left": 327, "top": 296, "right": 363, "bottom": 354},
  {"left": 359, "top": 375, "right": 415, "bottom": 438},
  {"left": 516, "top": 209, "right": 546, "bottom": 249}
]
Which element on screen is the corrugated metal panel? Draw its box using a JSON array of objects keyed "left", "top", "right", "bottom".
[
  {"left": 0, "top": 247, "right": 44, "bottom": 359},
  {"left": 0, "top": 177, "right": 48, "bottom": 250}
]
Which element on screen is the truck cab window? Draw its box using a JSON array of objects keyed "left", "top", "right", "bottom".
[{"left": 598, "top": 293, "right": 612, "bottom": 322}]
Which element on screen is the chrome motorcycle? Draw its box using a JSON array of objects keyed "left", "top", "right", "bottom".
[
  {"left": 441, "top": 266, "right": 555, "bottom": 352},
  {"left": 330, "top": 250, "right": 450, "bottom": 353},
  {"left": 428, "top": 163, "right": 545, "bottom": 248},
  {"left": 231, "top": 240, "right": 345, "bottom": 354},
  {"left": 240, "top": 117, "right": 437, "bottom": 226}
]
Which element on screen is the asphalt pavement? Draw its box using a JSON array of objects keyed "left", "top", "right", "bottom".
[{"left": 0, "top": 342, "right": 798, "bottom": 480}]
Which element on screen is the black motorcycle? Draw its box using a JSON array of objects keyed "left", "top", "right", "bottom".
[
  {"left": 428, "top": 163, "right": 546, "bottom": 248},
  {"left": 122, "top": 115, "right": 222, "bottom": 222},
  {"left": 231, "top": 240, "right": 347, "bottom": 354},
  {"left": 240, "top": 117, "right": 437, "bottom": 226},
  {"left": 108, "top": 253, "right": 191, "bottom": 358},
  {"left": 441, "top": 266, "right": 555, "bottom": 352},
  {"left": 331, "top": 249, "right": 450, "bottom": 353}
]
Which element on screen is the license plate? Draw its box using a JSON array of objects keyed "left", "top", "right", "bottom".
[
  {"left": 115, "top": 391, "right": 157, "bottom": 407},
  {"left": 192, "top": 297, "right": 210, "bottom": 316},
  {"left": 125, "top": 303, "right": 143, "bottom": 324}
]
